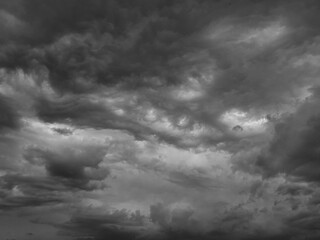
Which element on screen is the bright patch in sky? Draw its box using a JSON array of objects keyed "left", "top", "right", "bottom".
[
  {"left": 220, "top": 109, "right": 268, "bottom": 133},
  {"left": 238, "top": 22, "right": 287, "bottom": 46}
]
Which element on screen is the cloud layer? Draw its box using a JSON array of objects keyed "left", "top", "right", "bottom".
[{"left": 2, "top": 0, "right": 320, "bottom": 239}]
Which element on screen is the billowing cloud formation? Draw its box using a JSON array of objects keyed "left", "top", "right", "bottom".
[
  {"left": 251, "top": 88, "right": 320, "bottom": 182},
  {"left": 2, "top": 0, "right": 320, "bottom": 239},
  {"left": 24, "top": 145, "right": 109, "bottom": 190}
]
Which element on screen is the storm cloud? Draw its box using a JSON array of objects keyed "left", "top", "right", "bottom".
[{"left": 2, "top": 0, "right": 320, "bottom": 239}]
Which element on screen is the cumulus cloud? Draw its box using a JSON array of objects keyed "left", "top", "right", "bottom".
[{"left": 23, "top": 146, "right": 109, "bottom": 190}]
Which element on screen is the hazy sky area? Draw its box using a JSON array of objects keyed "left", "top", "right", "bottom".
[{"left": 2, "top": 0, "right": 320, "bottom": 239}]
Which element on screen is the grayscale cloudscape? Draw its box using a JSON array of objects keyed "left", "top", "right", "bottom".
[{"left": 1, "top": 0, "right": 320, "bottom": 239}]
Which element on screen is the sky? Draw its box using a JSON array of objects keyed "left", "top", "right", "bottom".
[{"left": 1, "top": 0, "right": 320, "bottom": 239}]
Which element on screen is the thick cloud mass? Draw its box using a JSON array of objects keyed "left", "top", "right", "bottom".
[
  {"left": 253, "top": 89, "right": 320, "bottom": 182},
  {"left": 0, "top": 94, "right": 19, "bottom": 130},
  {"left": 2, "top": 0, "right": 320, "bottom": 239}
]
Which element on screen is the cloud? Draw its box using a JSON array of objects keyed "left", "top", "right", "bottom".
[
  {"left": 247, "top": 88, "right": 320, "bottom": 182},
  {"left": 0, "top": 9, "right": 29, "bottom": 43},
  {"left": 23, "top": 141, "right": 109, "bottom": 191},
  {"left": 57, "top": 209, "right": 147, "bottom": 240},
  {"left": 0, "top": 94, "right": 19, "bottom": 130},
  {"left": 0, "top": 0, "right": 311, "bottom": 153},
  {"left": 16, "top": 0, "right": 313, "bottom": 152},
  {"left": 276, "top": 183, "right": 314, "bottom": 196},
  {"left": 150, "top": 202, "right": 198, "bottom": 233},
  {"left": 285, "top": 211, "right": 320, "bottom": 239},
  {"left": 3, "top": 1, "right": 320, "bottom": 239},
  {"left": 52, "top": 127, "right": 74, "bottom": 135},
  {"left": 0, "top": 174, "right": 66, "bottom": 211}
]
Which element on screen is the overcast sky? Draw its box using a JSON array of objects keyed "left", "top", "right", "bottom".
[{"left": 1, "top": 0, "right": 320, "bottom": 239}]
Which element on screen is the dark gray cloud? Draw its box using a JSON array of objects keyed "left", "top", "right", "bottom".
[
  {"left": 150, "top": 202, "right": 196, "bottom": 229},
  {"left": 166, "top": 170, "right": 221, "bottom": 189},
  {"left": 23, "top": 144, "right": 109, "bottom": 191},
  {"left": 57, "top": 209, "right": 146, "bottom": 240},
  {"left": 249, "top": 89, "right": 320, "bottom": 182},
  {"left": 2, "top": 0, "right": 320, "bottom": 239},
  {"left": 0, "top": 174, "right": 66, "bottom": 211},
  {"left": 0, "top": 0, "right": 214, "bottom": 92},
  {"left": 276, "top": 183, "right": 314, "bottom": 196},
  {"left": 0, "top": 94, "right": 19, "bottom": 130},
  {"left": 55, "top": 201, "right": 319, "bottom": 240},
  {"left": 0, "top": 0, "right": 312, "bottom": 150},
  {"left": 52, "top": 127, "right": 74, "bottom": 136},
  {"left": 16, "top": 0, "right": 315, "bottom": 150}
]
